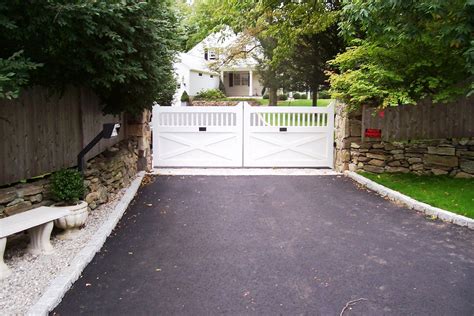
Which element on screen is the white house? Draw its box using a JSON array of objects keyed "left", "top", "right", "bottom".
[{"left": 173, "top": 28, "right": 265, "bottom": 106}]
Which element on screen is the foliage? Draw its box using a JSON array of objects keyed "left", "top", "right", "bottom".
[
  {"left": 180, "top": 91, "right": 190, "bottom": 102},
  {"left": 258, "top": 98, "right": 332, "bottom": 107},
  {"left": 50, "top": 169, "right": 85, "bottom": 205},
  {"left": 293, "top": 93, "right": 302, "bottom": 99},
  {"left": 318, "top": 89, "right": 330, "bottom": 99},
  {"left": 329, "top": 0, "right": 473, "bottom": 108},
  {"left": 193, "top": 88, "right": 226, "bottom": 100},
  {"left": 278, "top": 94, "right": 288, "bottom": 101},
  {"left": 262, "top": 94, "right": 269, "bottom": 99},
  {"left": 0, "top": 51, "right": 41, "bottom": 99},
  {"left": 188, "top": 1, "right": 343, "bottom": 106},
  {"left": 218, "top": 80, "right": 226, "bottom": 94},
  {"left": 360, "top": 172, "right": 474, "bottom": 219},
  {"left": 0, "top": 1, "right": 179, "bottom": 114}
]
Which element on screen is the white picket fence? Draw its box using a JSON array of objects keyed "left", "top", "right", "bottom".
[{"left": 152, "top": 102, "right": 334, "bottom": 168}]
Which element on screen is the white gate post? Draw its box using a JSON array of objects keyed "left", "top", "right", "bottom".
[{"left": 327, "top": 101, "right": 335, "bottom": 169}]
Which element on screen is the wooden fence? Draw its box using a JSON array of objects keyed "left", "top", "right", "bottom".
[
  {"left": 361, "top": 98, "right": 474, "bottom": 141},
  {"left": 0, "top": 87, "right": 125, "bottom": 186}
]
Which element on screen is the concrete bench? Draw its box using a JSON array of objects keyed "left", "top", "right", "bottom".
[{"left": 0, "top": 206, "right": 71, "bottom": 279}]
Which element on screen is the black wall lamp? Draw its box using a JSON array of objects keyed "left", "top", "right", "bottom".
[{"left": 77, "top": 123, "right": 121, "bottom": 174}]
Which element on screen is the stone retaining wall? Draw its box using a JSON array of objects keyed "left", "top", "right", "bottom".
[
  {"left": 335, "top": 101, "right": 474, "bottom": 178},
  {"left": 349, "top": 138, "right": 474, "bottom": 178},
  {"left": 0, "top": 139, "right": 139, "bottom": 218}
]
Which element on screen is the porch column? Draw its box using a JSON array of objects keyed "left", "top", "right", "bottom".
[
  {"left": 220, "top": 70, "right": 224, "bottom": 82},
  {"left": 248, "top": 70, "right": 253, "bottom": 96}
]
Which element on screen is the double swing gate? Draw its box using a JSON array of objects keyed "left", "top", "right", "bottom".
[{"left": 152, "top": 102, "right": 334, "bottom": 168}]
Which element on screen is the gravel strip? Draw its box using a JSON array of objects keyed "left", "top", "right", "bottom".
[{"left": 0, "top": 173, "right": 144, "bottom": 315}]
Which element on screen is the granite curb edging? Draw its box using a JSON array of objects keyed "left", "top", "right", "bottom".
[{"left": 345, "top": 171, "right": 474, "bottom": 230}]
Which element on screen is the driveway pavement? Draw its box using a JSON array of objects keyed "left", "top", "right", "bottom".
[{"left": 53, "top": 175, "right": 474, "bottom": 315}]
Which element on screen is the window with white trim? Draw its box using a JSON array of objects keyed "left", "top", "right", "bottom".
[
  {"left": 208, "top": 50, "right": 217, "bottom": 60},
  {"left": 241, "top": 73, "right": 249, "bottom": 86}
]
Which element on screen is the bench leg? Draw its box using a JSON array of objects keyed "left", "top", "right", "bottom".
[
  {"left": 0, "top": 237, "right": 11, "bottom": 280},
  {"left": 27, "top": 221, "right": 54, "bottom": 255}
]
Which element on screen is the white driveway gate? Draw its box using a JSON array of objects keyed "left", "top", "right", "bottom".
[
  {"left": 152, "top": 102, "right": 334, "bottom": 168},
  {"left": 152, "top": 103, "right": 243, "bottom": 167},
  {"left": 244, "top": 104, "right": 334, "bottom": 167}
]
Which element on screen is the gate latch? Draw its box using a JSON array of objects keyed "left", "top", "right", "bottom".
[
  {"left": 199, "top": 127, "right": 207, "bottom": 132},
  {"left": 279, "top": 127, "right": 287, "bottom": 132}
]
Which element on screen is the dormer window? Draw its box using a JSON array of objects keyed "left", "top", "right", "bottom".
[
  {"left": 208, "top": 50, "right": 217, "bottom": 60},
  {"left": 204, "top": 48, "right": 218, "bottom": 60}
]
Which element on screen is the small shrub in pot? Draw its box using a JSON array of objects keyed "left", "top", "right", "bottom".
[
  {"left": 50, "top": 169, "right": 85, "bottom": 205},
  {"left": 50, "top": 169, "right": 89, "bottom": 238}
]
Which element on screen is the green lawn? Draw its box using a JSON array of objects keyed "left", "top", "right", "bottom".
[
  {"left": 257, "top": 98, "right": 333, "bottom": 107},
  {"left": 360, "top": 172, "right": 474, "bottom": 219}
]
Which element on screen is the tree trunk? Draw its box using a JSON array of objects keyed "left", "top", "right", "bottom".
[
  {"left": 269, "top": 88, "right": 278, "bottom": 106},
  {"left": 312, "top": 85, "right": 318, "bottom": 107}
]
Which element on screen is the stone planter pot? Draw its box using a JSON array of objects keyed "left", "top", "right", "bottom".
[{"left": 53, "top": 201, "right": 88, "bottom": 239}]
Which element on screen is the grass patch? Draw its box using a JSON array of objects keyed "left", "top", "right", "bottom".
[
  {"left": 359, "top": 172, "right": 474, "bottom": 219},
  {"left": 257, "top": 99, "right": 333, "bottom": 107}
]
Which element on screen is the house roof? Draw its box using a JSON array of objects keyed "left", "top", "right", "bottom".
[
  {"left": 183, "top": 27, "right": 262, "bottom": 72},
  {"left": 177, "top": 52, "right": 219, "bottom": 75}
]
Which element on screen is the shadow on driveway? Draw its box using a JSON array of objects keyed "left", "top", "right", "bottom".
[{"left": 53, "top": 175, "right": 474, "bottom": 315}]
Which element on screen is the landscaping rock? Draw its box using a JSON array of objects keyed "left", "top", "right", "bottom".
[
  {"left": 407, "top": 157, "right": 422, "bottom": 164},
  {"left": 16, "top": 183, "right": 44, "bottom": 197},
  {"left": 5, "top": 201, "right": 33, "bottom": 216},
  {"left": 7, "top": 198, "right": 24, "bottom": 207},
  {"left": 410, "top": 163, "right": 424, "bottom": 171},
  {"left": 363, "top": 165, "right": 384, "bottom": 173},
  {"left": 366, "top": 153, "right": 387, "bottom": 161},
  {"left": 388, "top": 161, "right": 401, "bottom": 167},
  {"left": 386, "top": 166, "right": 410, "bottom": 173},
  {"left": 424, "top": 154, "right": 458, "bottom": 168},
  {"left": 390, "top": 149, "right": 404, "bottom": 154},
  {"left": 455, "top": 172, "right": 474, "bottom": 179},
  {"left": 28, "top": 194, "right": 43, "bottom": 203},
  {"left": 368, "top": 159, "right": 385, "bottom": 167},
  {"left": 432, "top": 168, "right": 449, "bottom": 176},
  {"left": 458, "top": 138, "right": 469, "bottom": 145},
  {"left": 0, "top": 188, "right": 16, "bottom": 204},
  {"left": 428, "top": 146, "right": 455, "bottom": 156},
  {"left": 85, "top": 192, "right": 100, "bottom": 204},
  {"left": 460, "top": 160, "right": 474, "bottom": 173}
]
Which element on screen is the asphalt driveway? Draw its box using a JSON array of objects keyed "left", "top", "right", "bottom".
[{"left": 53, "top": 175, "right": 474, "bottom": 315}]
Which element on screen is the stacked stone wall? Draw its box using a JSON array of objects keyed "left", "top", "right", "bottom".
[
  {"left": 334, "top": 102, "right": 474, "bottom": 178},
  {"left": 0, "top": 139, "right": 139, "bottom": 218},
  {"left": 349, "top": 138, "right": 474, "bottom": 178}
]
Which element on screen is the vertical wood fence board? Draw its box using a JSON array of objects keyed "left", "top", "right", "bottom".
[
  {"left": 362, "top": 98, "right": 473, "bottom": 142},
  {"left": 0, "top": 87, "right": 125, "bottom": 185}
]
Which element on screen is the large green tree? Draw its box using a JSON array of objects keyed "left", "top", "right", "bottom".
[
  {"left": 188, "top": 0, "right": 341, "bottom": 106},
  {"left": 329, "top": 0, "right": 473, "bottom": 108},
  {"left": 0, "top": 1, "right": 179, "bottom": 114}
]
